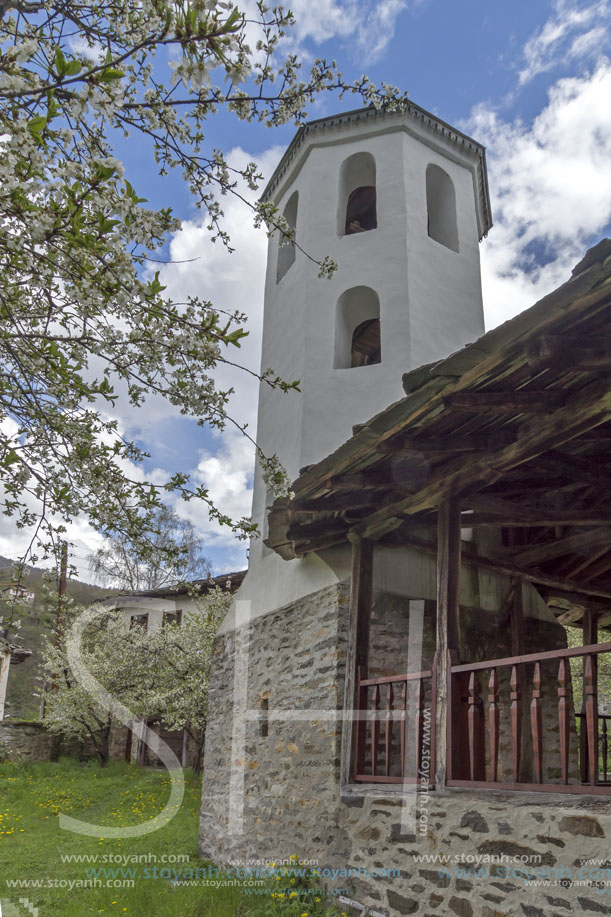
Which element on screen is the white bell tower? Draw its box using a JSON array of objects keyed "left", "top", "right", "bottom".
[{"left": 227, "top": 102, "right": 492, "bottom": 625}]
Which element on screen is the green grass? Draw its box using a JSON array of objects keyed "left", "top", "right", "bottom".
[{"left": 0, "top": 759, "right": 345, "bottom": 917}]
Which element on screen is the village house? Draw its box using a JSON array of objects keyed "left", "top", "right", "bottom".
[
  {"left": 101, "top": 571, "right": 244, "bottom": 768},
  {"left": 199, "top": 102, "right": 611, "bottom": 916},
  {"left": 1, "top": 583, "right": 35, "bottom": 605}
]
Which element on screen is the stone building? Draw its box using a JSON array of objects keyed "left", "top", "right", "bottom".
[{"left": 200, "top": 102, "right": 611, "bottom": 916}]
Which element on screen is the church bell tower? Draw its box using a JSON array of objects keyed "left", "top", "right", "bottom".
[{"left": 233, "top": 102, "right": 492, "bottom": 621}]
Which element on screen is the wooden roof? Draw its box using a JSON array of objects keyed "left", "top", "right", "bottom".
[{"left": 267, "top": 239, "right": 611, "bottom": 616}]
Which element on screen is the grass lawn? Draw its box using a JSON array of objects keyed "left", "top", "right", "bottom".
[{"left": 0, "top": 759, "right": 342, "bottom": 917}]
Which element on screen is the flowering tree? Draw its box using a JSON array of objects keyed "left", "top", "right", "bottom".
[
  {"left": 0, "top": 0, "right": 407, "bottom": 577},
  {"left": 41, "top": 587, "right": 230, "bottom": 766}
]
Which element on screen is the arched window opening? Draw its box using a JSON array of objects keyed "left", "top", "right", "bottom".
[
  {"left": 338, "top": 153, "right": 377, "bottom": 237},
  {"left": 334, "top": 286, "right": 381, "bottom": 369},
  {"left": 426, "top": 164, "right": 458, "bottom": 252},
  {"left": 276, "top": 191, "right": 298, "bottom": 283},
  {"left": 345, "top": 186, "right": 377, "bottom": 235},
  {"left": 351, "top": 318, "right": 381, "bottom": 367}
]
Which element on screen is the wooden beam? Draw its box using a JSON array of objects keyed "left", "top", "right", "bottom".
[
  {"left": 327, "top": 465, "right": 429, "bottom": 494},
  {"left": 325, "top": 470, "right": 394, "bottom": 491},
  {"left": 530, "top": 336, "right": 611, "bottom": 371},
  {"left": 445, "top": 391, "right": 565, "bottom": 413},
  {"left": 462, "top": 493, "right": 541, "bottom": 522},
  {"left": 435, "top": 500, "right": 462, "bottom": 789},
  {"left": 511, "top": 527, "right": 611, "bottom": 567},
  {"left": 461, "top": 512, "right": 611, "bottom": 528},
  {"left": 351, "top": 378, "right": 611, "bottom": 541},
  {"left": 377, "top": 432, "right": 515, "bottom": 454},
  {"left": 557, "top": 607, "right": 587, "bottom": 625},
  {"left": 542, "top": 451, "right": 611, "bottom": 489},
  {"left": 286, "top": 519, "right": 349, "bottom": 542},
  {"left": 340, "top": 538, "right": 374, "bottom": 785},
  {"left": 291, "top": 492, "right": 388, "bottom": 514}
]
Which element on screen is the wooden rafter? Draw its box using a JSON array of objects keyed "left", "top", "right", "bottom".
[{"left": 445, "top": 391, "right": 565, "bottom": 413}]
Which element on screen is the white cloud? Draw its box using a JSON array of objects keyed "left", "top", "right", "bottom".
[
  {"left": 469, "top": 61, "right": 611, "bottom": 328},
  {"left": 519, "top": 0, "right": 610, "bottom": 86},
  {"left": 269, "top": 0, "right": 407, "bottom": 65}
]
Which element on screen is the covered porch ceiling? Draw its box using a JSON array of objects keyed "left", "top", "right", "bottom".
[{"left": 267, "top": 239, "right": 611, "bottom": 628}]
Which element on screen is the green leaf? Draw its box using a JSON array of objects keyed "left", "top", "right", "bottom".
[
  {"left": 65, "top": 60, "right": 82, "bottom": 77},
  {"left": 27, "top": 115, "right": 47, "bottom": 140},
  {"left": 54, "top": 46, "right": 67, "bottom": 77},
  {"left": 3, "top": 449, "right": 20, "bottom": 466},
  {"left": 98, "top": 68, "right": 125, "bottom": 82}
]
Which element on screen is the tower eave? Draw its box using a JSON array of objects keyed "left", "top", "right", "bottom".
[{"left": 260, "top": 102, "right": 493, "bottom": 240}]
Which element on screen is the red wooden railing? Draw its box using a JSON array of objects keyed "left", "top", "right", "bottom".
[
  {"left": 448, "top": 641, "right": 611, "bottom": 795},
  {"left": 576, "top": 712, "right": 611, "bottom": 783},
  {"left": 353, "top": 660, "right": 436, "bottom": 784}
]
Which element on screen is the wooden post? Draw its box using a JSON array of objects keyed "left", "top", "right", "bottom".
[
  {"left": 531, "top": 662, "right": 543, "bottom": 783},
  {"left": 558, "top": 658, "right": 571, "bottom": 785},
  {"left": 488, "top": 669, "right": 500, "bottom": 782},
  {"left": 467, "top": 672, "right": 485, "bottom": 780},
  {"left": 585, "top": 654, "right": 599, "bottom": 785},
  {"left": 509, "top": 577, "right": 530, "bottom": 782},
  {"left": 581, "top": 610, "right": 598, "bottom": 782},
  {"left": 435, "top": 500, "right": 462, "bottom": 788},
  {"left": 340, "top": 537, "right": 374, "bottom": 785}
]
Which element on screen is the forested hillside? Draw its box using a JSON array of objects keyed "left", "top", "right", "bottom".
[{"left": 0, "top": 556, "right": 113, "bottom": 720}]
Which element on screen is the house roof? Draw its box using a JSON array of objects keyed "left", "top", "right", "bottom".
[
  {"left": 1, "top": 642, "right": 32, "bottom": 665},
  {"left": 266, "top": 239, "right": 611, "bottom": 620},
  {"left": 261, "top": 102, "right": 493, "bottom": 240},
  {"left": 106, "top": 570, "right": 246, "bottom": 602}
]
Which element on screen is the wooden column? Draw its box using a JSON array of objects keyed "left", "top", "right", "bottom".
[
  {"left": 509, "top": 576, "right": 531, "bottom": 781},
  {"left": 340, "top": 536, "right": 374, "bottom": 785},
  {"left": 435, "top": 499, "right": 462, "bottom": 788},
  {"left": 580, "top": 609, "right": 598, "bottom": 782}
]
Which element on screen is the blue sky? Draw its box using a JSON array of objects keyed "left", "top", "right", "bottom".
[{"left": 3, "top": 0, "right": 611, "bottom": 580}]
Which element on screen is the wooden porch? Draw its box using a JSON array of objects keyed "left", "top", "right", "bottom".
[{"left": 266, "top": 240, "right": 611, "bottom": 797}]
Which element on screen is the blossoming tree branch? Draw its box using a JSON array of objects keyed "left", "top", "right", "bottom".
[{"left": 0, "top": 0, "right": 406, "bottom": 579}]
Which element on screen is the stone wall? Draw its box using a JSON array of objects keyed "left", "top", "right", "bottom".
[
  {"left": 200, "top": 582, "right": 351, "bottom": 864},
  {"left": 0, "top": 721, "right": 55, "bottom": 762},
  {"left": 200, "top": 579, "right": 608, "bottom": 916}
]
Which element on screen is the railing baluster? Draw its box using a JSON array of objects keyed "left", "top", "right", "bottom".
[
  {"left": 558, "top": 659, "right": 570, "bottom": 785},
  {"left": 510, "top": 664, "right": 521, "bottom": 783},
  {"left": 602, "top": 717, "right": 608, "bottom": 783},
  {"left": 531, "top": 662, "right": 543, "bottom": 783},
  {"left": 371, "top": 684, "right": 381, "bottom": 776},
  {"left": 400, "top": 680, "right": 408, "bottom": 778},
  {"left": 415, "top": 677, "right": 425, "bottom": 776},
  {"left": 384, "top": 683, "right": 393, "bottom": 777},
  {"left": 468, "top": 671, "right": 485, "bottom": 780},
  {"left": 585, "top": 655, "right": 598, "bottom": 786},
  {"left": 488, "top": 669, "right": 500, "bottom": 782},
  {"left": 354, "top": 667, "right": 366, "bottom": 777}
]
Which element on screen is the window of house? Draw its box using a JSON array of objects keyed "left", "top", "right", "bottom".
[
  {"left": 426, "top": 163, "right": 459, "bottom": 252},
  {"left": 338, "top": 152, "right": 377, "bottom": 236},
  {"left": 334, "top": 286, "right": 381, "bottom": 369},
  {"left": 162, "top": 610, "right": 182, "bottom": 627},
  {"left": 130, "top": 613, "right": 148, "bottom": 630},
  {"left": 276, "top": 191, "right": 298, "bottom": 283}
]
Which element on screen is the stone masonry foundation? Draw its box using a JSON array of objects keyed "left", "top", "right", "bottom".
[{"left": 200, "top": 582, "right": 611, "bottom": 916}]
